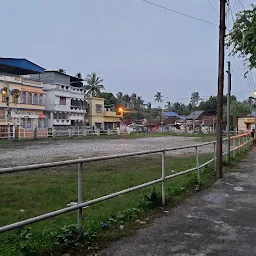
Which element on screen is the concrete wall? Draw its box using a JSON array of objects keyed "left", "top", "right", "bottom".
[{"left": 28, "top": 72, "right": 70, "bottom": 85}]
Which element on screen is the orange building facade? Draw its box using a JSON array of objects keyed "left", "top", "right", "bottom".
[{"left": 0, "top": 74, "right": 47, "bottom": 138}]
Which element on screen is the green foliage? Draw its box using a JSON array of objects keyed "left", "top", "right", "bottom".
[
  {"left": 227, "top": 4, "right": 256, "bottom": 69},
  {"left": 139, "top": 188, "right": 162, "bottom": 209},
  {"left": 190, "top": 92, "right": 201, "bottom": 108},
  {"left": 54, "top": 225, "right": 96, "bottom": 248},
  {"left": 165, "top": 102, "right": 190, "bottom": 115},
  {"left": 99, "top": 92, "right": 117, "bottom": 106},
  {"left": 154, "top": 92, "right": 163, "bottom": 105},
  {"left": 84, "top": 72, "right": 104, "bottom": 97}
]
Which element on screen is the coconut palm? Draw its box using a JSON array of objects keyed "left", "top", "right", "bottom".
[
  {"left": 57, "top": 68, "right": 66, "bottom": 74},
  {"left": 84, "top": 72, "right": 104, "bottom": 97},
  {"left": 154, "top": 91, "right": 163, "bottom": 105}
]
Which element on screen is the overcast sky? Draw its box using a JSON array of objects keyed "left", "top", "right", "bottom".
[{"left": 1, "top": 0, "right": 255, "bottom": 105}]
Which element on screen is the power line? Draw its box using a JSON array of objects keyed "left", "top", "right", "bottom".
[
  {"left": 140, "top": 0, "right": 218, "bottom": 26},
  {"left": 208, "top": 0, "right": 219, "bottom": 16},
  {"left": 237, "top": 0, "right": 245, "bottom": 9}
]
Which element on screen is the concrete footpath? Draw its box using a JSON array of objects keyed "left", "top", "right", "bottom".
[{"left": 99, "top": 149, "right": 256, "bottom": 256}]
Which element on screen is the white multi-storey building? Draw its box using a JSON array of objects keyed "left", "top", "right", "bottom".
[{"left": 26, "top": 71, "right": 87, "bottom": 128}]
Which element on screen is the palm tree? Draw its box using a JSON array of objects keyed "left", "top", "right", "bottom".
[
  {"left": 154, "top": 91, "right": 163, "bottom": 105},
  {"left": 165, "top": 101, "right": 172, "bottom": 111},
  {"left": 57, "top": 68, "right": 66, "bottom": 74},
  {"left": 84, "top": 72, "right": 104, "bottom": 97},
  {"left": 76, "top": 72, "right": 82, "bottom": 79}
]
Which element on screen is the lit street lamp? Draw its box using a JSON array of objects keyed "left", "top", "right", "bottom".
[{"left": 249, "top": 91, "right": 256, "bottom": 131}]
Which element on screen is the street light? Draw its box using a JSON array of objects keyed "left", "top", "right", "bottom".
[{"left": 249, "top": 92, "right": 256, "bottom": 131}]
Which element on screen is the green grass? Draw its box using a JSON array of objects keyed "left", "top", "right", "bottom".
[{"left": 0, "top": 144, "right": 250, "bottom": 256}]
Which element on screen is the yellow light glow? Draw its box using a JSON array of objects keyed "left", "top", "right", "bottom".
[
  {"left": 119, "top": 108, "right": 123, "bottom": 112},
  {"left": 2, "top": 90, "right": 6, "bottom": 95},
  {"left": 254, "top": 91, "right": 256, "bottom": 97}
]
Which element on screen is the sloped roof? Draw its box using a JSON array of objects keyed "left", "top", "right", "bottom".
[
  {"left": 0, "top": 58, "right": 45, "bottom": 74},
  {"left": 163, "top": 111, "right": 179, "bottom": 117},
  {"left": 186, "top": 110, "right": 205, "bottom": 120}
]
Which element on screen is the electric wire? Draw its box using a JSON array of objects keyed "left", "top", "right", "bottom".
[
  {"left": 207, "top": 0, "right": 219, "bottom": 16},
  {"left": 140, "top": 0, "right": 218, "bottom": 26}
]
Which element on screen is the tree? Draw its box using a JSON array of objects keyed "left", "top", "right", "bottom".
[
  {"left": 84, "top": 72, "right": 104, "bottom": 97},
  {"left": 122, "top": 94, "right": 131, "bottom": 108},
  {"left": 154, "top": 92, "right": 163, "bottom": 105},
  {"left": 224, "top": 101, "right": 252, "bottom": 130},
  {"left": 166, "top": 102, "right": 189, "bottom": 115},
  {"left": 99, "top": 92, "right": 117, "bottom": 106},
  {"left": 190, "top": 92, "right": 201, "bottom": 108},
  {"left": 57, "top": 68, "right": 66, "bottom": 74},
  {"left": 227, "top": 4, "right": 256, "bottom": 69},
  {"left": 76, "top": 72, "right": 82, "bottom": 79},
  {"left": 165, "top": 101, "right": 172, "bottom": 111}
]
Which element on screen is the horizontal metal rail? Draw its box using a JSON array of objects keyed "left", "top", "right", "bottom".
[
  {"left": 0, "top": 178, "right": 163, "bottom": 232},
  {"left": 0, "top": 133, "right": 252, "bottom": 233},
  {"left": 0, "top": 141, "right": 214, "bottom": 175}
]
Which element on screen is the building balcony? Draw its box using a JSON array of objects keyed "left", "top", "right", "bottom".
[
  {"left": 53, "top": 119, "right": 71, "bottom": 126},
  {"left": 104, "top": 109, "right": 121, "bottom": 117},
  {"left": 70, "top": 106, "right": 86, "bottom": 113}
]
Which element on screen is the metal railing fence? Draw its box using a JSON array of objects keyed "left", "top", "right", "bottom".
[{"left": 0, "top": 133, "right": 252, "bottom": 233}]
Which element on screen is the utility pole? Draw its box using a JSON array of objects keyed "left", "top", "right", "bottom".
[
  {"left": 216, "top": 0, "right": 226, "bottom": 179},
  {"left": 226, "top": 61, "right": 231, "bottom": 164}
]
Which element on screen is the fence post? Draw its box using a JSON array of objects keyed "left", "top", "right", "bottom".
[
  {"left": 242, "top": 135, "right": 245, "bottom": 152},
  {"left": 34, "top": 128, "right": 37, "bottom": 139},
  {"left": 195, "top": 146, "right": 200, "bottom": 185},
  {"left": 83, "top": 128, "right": 87, "bottom": 137},
  {"left": 213, "top": 142, "right": 216, "bottom": 172},
  {"left": 233, "top": 138, "right": 236, "bottom": 158},
  {"left": 77, "top": 161, "right": 83, "bottom": 231},
  {"left": 161, "top": 149, "right": 166, "bottom": 206},
  {"left": 225, "top": 139, "right": 228, "bottom": 164},
  {"left": 238, "top": 137, "right": 241, "bottom": 154},
  {"left": 69, "top": 127, "right": 72, "bottom": 137}
]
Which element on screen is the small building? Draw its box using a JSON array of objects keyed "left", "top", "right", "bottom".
[
  {"left": 186, "top": 110, "right": 216, "bottom": 133},
  {"left": 0, "top": 58, "right": 47, "bottom": 138},
  {"left": 85, "top": 97, "right": 122, "bottom": 130},
  {"left": 238, "top": 117, "right": 255, "bottom": 133},
  {"left": 27, "top": 71, "right": 87, "bottom": 128}
]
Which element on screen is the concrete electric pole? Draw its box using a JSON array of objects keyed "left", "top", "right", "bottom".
[
  {"left": 216, "top": 0, "right": 226, "bottom": 179},
  {"left": 226, "top": 61, "right": 231, "bottom": 164}
]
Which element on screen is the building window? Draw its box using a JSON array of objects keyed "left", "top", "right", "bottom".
[
  {"left": 71, "top": 98, "right": 75, "bottom": 106},
  {"left": 20, "top": 118, "right": 25, "bottom": 128},
  {"left": 21, "top": 92, "right": 26, "bottom": 104},
  {"left": 54, "top": 113, "right": 58, "bottom": 119},
  {"left": 28, "top": 93, "right": 32, "bottom": 104},
  {"left": 39, "top": 94, "right": 43, "bottom": 105},
  {"left": 0, "top": 109, "right": 5, "bottom": 119},
  {"left": 96, "top": 104, "right": 103, "bottom": 113},
  {"left": 59, "top": 97, "right": 66, "bottom": 105},
  {"left": 33, "top": 94, "right": 38, "bottom": 105}
]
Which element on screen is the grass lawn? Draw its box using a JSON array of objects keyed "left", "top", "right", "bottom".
[{"left": 0, "top": 142, "right": 251, "bottom": 256}]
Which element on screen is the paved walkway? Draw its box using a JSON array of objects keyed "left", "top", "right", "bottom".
[{"left": 99, "top": 149, "right": 256, "bottom": 256}]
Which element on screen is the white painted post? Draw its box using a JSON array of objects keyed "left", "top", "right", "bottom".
[
  {"left": 161, "top": 149, "right": 166, "bottom": 206},
  {"left": 83, "top": 128, "right": 87, "bottom": 137},
  {"left": 77, "top": 162, "right": 83, "bottom": 230},
  {"left": 196, "top": 146, "right": 200, "bottom": 185},
  {"left": 69, "top": 127, "right": 72, "bottom": 137},
  {"left": 225, "top": 139, "right": 228, "bottom": 163},
  {"left": 233, "top": 138, "right": 236, "bottom": 158}
]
